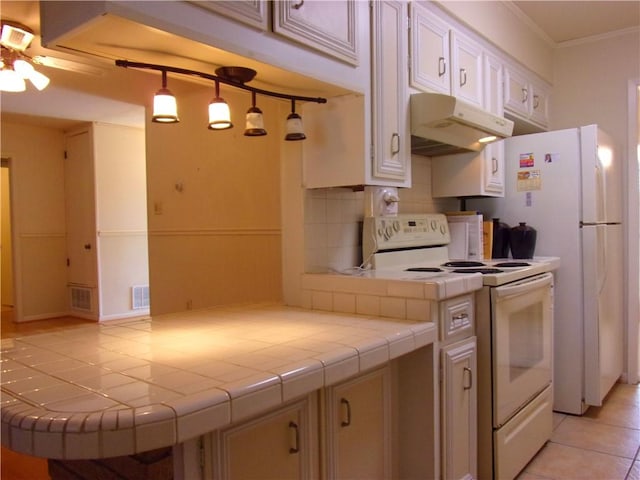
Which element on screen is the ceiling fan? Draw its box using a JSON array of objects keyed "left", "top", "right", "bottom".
[{"left": 0, "top": 20, "right": 104, "bottom": 92}]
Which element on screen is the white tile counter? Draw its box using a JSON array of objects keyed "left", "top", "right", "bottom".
[{"left": 1, "top": 304, "right": 436, "bottom": 460}]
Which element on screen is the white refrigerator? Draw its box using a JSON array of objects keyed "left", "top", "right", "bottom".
[{"left": 469, "top": 124, "right": 624, "bottom": 415}]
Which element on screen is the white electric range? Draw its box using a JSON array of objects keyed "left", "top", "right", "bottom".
[{"left": 362, "top": 213, "right": 560, "bottom": 479}]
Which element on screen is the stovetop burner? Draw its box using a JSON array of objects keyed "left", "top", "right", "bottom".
[
  {"left": 493, "top": 262, "right": 531, "bottom": 268},
  {"left": 405, "top": 267, "right": 444, "bottom": 273},
  {"left": 442, "top": 261, "right": 486, "bottom": 268},
  {"left": 452, "top": 268, "right": 505, "bottom": 274}
]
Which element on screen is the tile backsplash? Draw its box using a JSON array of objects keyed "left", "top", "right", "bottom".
[{"left": 304, "top": 157, "right": 458, "bottom": 273}]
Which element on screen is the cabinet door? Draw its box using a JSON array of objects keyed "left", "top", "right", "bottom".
[
  {"left": 530, "top": 81, "right": 550, "bottom": 127},
  {"left": 371, "top": 0, "right": 410, "bottom": 184},
  {"left": 482, "top": 53, "right": 505, "bottom": 195},
  {"left": 273, "top": 0, "right": 358, "bottom": 65},
  {"left": 218, "top": 398, "right": 317, "bottom": 479},
  {"left": 190, "top": 1, "right": 268, "bottom": 30},
  {"left": 409, "top": 2, "right": 450, "bottom": 93},
  {"left": 450, "top": 31, "right": 483, "bottom": 107},
  {"left": 503, "top": 65, "right": 530, "bottom": 117},
  {"left": 441, "top": 337, "right": 477, "bottom": 480},
  {"left": 326, "top": 367, "right": 391, "bottom": 479}
]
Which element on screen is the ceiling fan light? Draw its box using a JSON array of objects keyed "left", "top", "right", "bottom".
[
  {"left": 13, "top": 58, "right": 33, "bottom": 76},
  {"left": 152, "top": 88, "right": 179, "bottom": 123},
  {"left": 28, "top": 69, "right": 50, "bottom": 91},
  {"left": 208, "top": 97, "right": 233, "bottom": 130},
  {"left": 0, "top": 68, "right": 26, "bottom": 92}
]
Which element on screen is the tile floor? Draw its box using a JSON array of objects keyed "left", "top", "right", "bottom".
[{"left": 518, "top": 383, "right": 640, "bottom": 480}]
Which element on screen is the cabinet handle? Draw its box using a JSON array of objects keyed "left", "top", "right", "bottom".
[
  {"left": 533, "top": 94, "right": 540, "bottom": 109},
  {"left": 438, "top": 57, "right": 447, "bottom": 77},
  {"left": 463, "top": 367, "right": 473, "bottom": 390},
  {"left": 492, "top": 156, "right": 498, "bottom": 174},
  {"left": 288, "top": 421, "right": 300, "bottom": 454},
  {"left": 453, "top": 312, "right": 468, "bottom": 321},
  {"left": 292, "top": 0, "right": 304, "bottom": 9},
  {"left": 340, "top": 398, "right": 352, "bottom": 427},
  {"left": 459, "top": 68, "right": 467, "bottom": 87},
  {"left": 391, "top": 133, "right": 400, "bottom": 155},
  {"left": 84, "top": 243, "right": 92, "bottom": 250},
  {"left": 522, "top": 87, "right": 529, "bottom": 104}
]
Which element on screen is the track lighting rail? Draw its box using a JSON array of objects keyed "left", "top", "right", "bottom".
[{"left": 115, "top": 59, "right": 328, "bottom": 105}]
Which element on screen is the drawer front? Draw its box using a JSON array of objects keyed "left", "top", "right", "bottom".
[{"left": 439, "top": 294, "right": 474, "bottom": 344}]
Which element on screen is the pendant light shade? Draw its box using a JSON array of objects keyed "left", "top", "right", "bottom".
[
  {"left": 152, "top": 71, "right": 179, "bottom": 123},
  {"left": 208, "top": 80, "right": 233, "bottom": 130},
  {"left": 244, "top": 91, "right": 267, "bottom": 136},
  {"left": 285, "top": 99, "right": 306, "bottom": 141}
]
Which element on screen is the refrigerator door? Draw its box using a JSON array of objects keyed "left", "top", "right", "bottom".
[
  {"left": 580, "top": 125, "right": 623, "bottom": 224},
  {"left": 582, "top": 223, "right": 624, "bottom": 406}
]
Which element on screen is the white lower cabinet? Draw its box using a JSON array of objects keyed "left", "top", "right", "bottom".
[
  {"left": 325, "top": 366, "right": 391, "bottom": 479},
  {"left": 211, "top": 396, "right": 319, "bottom": 480},
  {"left": 192, "top": 355, "right": 437, "bottom": 480},
  {"left": 441, "top": 337, "right": 478, "bottom": 480}
]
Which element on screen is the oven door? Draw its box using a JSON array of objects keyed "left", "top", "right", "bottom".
[{"left": 491, "top": 273, "right": 553, "bottom": 427}]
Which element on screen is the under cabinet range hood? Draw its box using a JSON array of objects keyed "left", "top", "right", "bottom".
[{"left": 410, "top": 92, "right": 514, "bottom": 156}]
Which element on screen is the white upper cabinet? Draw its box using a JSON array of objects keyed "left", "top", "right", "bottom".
[
  {"left": 409, "top": 3, "right": 483, "bottom": 107},
  {"left": 189, "top": 1, "right": 269, "bottom": 30},
  {"left": 409, "top": 4, "right": 450, "bottom": 94},
  {"left": 504, "top": 62, "right": 551, "bottom": 129},
  {"left": 450, "top": 30, "right": 483, "bottom": 107},
  {"left": 273, "top": 0, "right": 359, "bottom": 65},
  {"left": 302, "top": 0, "right": 410, "bottom": 188},
  {"left": 371, "top": 0, "right": 410, "bottom": 183}
]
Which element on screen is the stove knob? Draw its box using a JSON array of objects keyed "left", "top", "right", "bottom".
[
  {"left": 440, "top": 224, "right": 447, "bottom": 235},
  {"left": 386, "top": 225, "right": 393, "bottom": 238},
  {"left": 393, "top": 221, "right": 401, "bottom": 232},
  {"left": 430, "top": 220, "right": 437, "bottom": 231}
]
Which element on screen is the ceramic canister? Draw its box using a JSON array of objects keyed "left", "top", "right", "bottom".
[{"left": 510, "top": 222, "right": 537, "bottom": 259}]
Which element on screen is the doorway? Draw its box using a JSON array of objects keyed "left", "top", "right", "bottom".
[{"left": 1, "top": 157, "right": 14, "bottom": 310}]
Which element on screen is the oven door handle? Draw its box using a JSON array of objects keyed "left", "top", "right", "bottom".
[{"left": 494, "top": 272, "right": 553, "bottom": 298}]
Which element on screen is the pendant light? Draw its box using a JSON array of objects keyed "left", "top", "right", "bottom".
[
  {"left": 208, "top": 80, "right": 233, "bottom": 130},
  {"left": 285, "top": 99, "right": 306, "bottom": 141},
  {"left": 244, "top": 91, "right": 267, "bottom": 136},
  {"left": 115, "top": 60, "right": 327, "bottom": 134},
  {"left": 152, "top": 70, "right": 179, "bottom": 123}
]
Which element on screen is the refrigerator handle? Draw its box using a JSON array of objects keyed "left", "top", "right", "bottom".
[{"left": 597, "top": 225, "right": 607, "bottom": 295}]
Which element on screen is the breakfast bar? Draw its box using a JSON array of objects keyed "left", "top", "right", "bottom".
[{"left": 1, "top": 304, "right": 437, "bottom": 461}]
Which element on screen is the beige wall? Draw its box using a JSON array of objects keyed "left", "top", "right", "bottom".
[
  {"left": 145, "top": 86, "right": 284, "bottom": 315},
  {"left": 1, "top": 122, "right": 68, "bottom": 320},
  {"left": 93, "top": 123, "right": 150, "bottom": 319},
  {"left": 437, "top": 0, "right": 554, "bottom": 83},
  {"left": 550, "top": 30, "right": 640, "bottom": 137}
]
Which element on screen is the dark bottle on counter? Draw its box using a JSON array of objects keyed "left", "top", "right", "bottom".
[
  {"left": 491, "top": 218, "right": 511, "bottom": 259},
  {"left": 510, "top": 222, "right": 537, "bottom": 259}
]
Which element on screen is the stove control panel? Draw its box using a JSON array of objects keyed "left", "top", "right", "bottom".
[{"left": 363, "top": 213, "right": 450, "bottom": 260}]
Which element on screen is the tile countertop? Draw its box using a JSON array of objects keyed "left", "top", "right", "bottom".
[{"left": 1, "top": 304, "right": 436, "bottom": 460}]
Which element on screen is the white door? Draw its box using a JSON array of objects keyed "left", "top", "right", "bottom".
[
  {"left": 65, "top": 130, "right": 97, "bottom": 287},
  {"left": 491, "top": 273, "right": 553, "bottom": 426}
]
